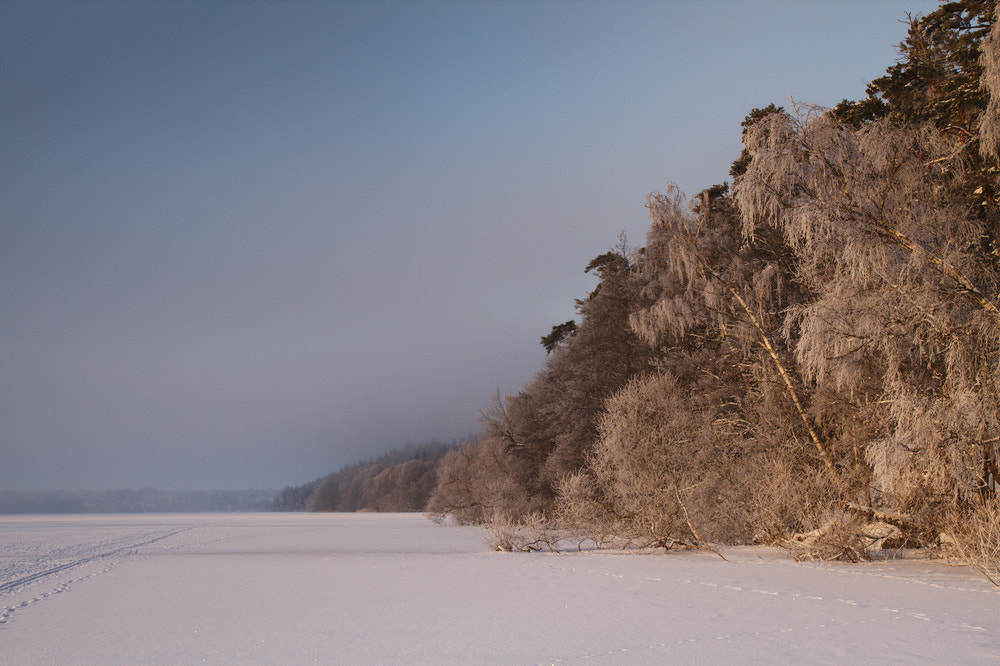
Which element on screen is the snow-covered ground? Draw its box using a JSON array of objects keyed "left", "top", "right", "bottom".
[{"left": 1, "top": 513, "right": 997, "bottom": 664}]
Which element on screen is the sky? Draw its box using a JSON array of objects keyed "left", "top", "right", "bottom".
[{"left": 1, "top": 0, "right": 943, "bottom": 492}]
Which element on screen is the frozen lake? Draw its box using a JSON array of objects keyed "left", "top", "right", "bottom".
[{"left": 1, "top": 512, "right": 998, "bottom": 664}]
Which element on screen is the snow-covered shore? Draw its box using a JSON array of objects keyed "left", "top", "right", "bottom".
[{"left": 1, "top": 512, "right": 997, "bottom": 664}]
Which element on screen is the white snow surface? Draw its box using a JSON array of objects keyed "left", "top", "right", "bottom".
[{"left": 1, "top": 512, "right": 997, "bottom": 664}]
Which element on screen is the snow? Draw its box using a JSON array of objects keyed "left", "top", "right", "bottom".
[{"left": 1, "top": 513, "right": 998, "bottom": 664}]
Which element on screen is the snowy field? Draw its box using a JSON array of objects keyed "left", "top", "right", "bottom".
[{"left": 1, "top": 513, "right": 998, "bottom": 664}]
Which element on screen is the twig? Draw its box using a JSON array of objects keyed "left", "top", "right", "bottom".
[{"left": 674, "top": 485, "right": 727, "bottom": 561}]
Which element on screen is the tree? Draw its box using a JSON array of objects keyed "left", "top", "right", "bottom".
[
  {"left": 426, "top": 435, "right": 542, "bottom": 524},
  {"left": 734, "top": 101, "right": 1000, "bottom": 524},
  {"left": 730, "top": 104, "right": 784, "bottom": 178},
  {"left": 558, "top": 370, "right": 750, "bottom": 548},
  {"left": 532, "top": 241, "right": 654, "bottom": 486},
  {"left": 633, "top": 183, "right": 840, "bottom": 475},
  {"left": 428, "top": 241, "right": 654, "bottom": 523},
  {"left": 980, "top": 2, "right": 1000, "bottom": 158},
  {"left": 834, "top": 1, "right": 998, "bottom": 243},
  {"left": 541, "top": 320, "right": 577, "bottom": 353},
  {"left": 833, "top": 1, "right": 994, "bottom": 134}
]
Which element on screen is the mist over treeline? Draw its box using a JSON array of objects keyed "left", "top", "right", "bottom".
[
  {"left": 273, "top": 440, "right": 460, "bottom": 512},
  {"left": 408, "top": 1, "right": 1000, "bottom": 569},
  {"left": 0, "top": 488, "right": 275, "bottom": 514}
]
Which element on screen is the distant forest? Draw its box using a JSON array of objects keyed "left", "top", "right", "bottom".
[
  {"left": 295, "top": 2, "right": 1000, "bottom": 576},
  {"left": 0, "top": 488, "right": 275, "bottom": 514},
  {"left": 273, "top": 440, "right": 458, "bottom": 512}
]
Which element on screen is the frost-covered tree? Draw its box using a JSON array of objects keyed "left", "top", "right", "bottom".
[
  {"left": 734, "top": 102, "right": 1000, "bottom": 521},
  {"left": 730, "top": 1, "right": 1000, "bottom": 532},
  {"left": 980, "top": 3, "right": 1000, "bottom": 158},
  {"left": 558, "top": 370, "right": 752, "bottom": 547},
  {"left": 534, "top": 243, "right": 653, "bottom": 486},
  {"left": 633, "top": 184, "right": 840, "bottom": 475},
  {"left": 437, "top": 242, "right": 654, "bottom": 522},
  {"left": 426, "top": 434, "right": 543, "bottom": 524}
]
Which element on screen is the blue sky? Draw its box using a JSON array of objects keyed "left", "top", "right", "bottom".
[{"left": 1, "top": 0, "right": 942, "bottom": 491}]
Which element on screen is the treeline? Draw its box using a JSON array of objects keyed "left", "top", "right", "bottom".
[
  {"left": 273, "top": 440, "right": 459, "bottom": 512},
  {"left": 0, "top": 488, "right": 276, "bottom": 514},
  {"left": 427, "top": 1, "right": 1000, "bottom": 567}
]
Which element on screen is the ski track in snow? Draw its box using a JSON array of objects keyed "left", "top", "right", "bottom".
[
  {"left": 0, "top": 514, "right": 366, "bottom": 629},
  {"left": 0, "top": 518, "right": 243, "bottom": 627}
]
